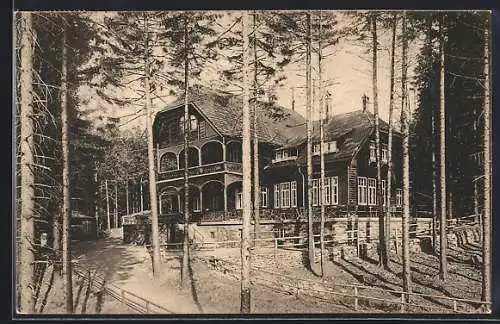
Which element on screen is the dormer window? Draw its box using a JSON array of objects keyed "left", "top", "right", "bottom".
[
  {"left": 313, "top": 141, "right": 337, "bottom": 155},
  {"left": 273, "top": 148, "right": 297, "bottom": 163}
]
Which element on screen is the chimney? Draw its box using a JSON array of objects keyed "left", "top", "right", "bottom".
[{"left": 362, "top": 94, "right": 369, "bottom": 113}]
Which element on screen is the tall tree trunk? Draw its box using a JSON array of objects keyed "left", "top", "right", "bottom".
[
  {"left": 18, "top": 12, "right": 36, "bottom": 314},
  {"left": 114, "top": 180, "right": 118, "bottom": 227},
  {"left": 438, "top": 16, "right": 448, "bottom": 282},
  {"left": 144, "top": 14, "right": 161, "bottom": 279},
  {"left": 401, "top": 11, "right": 412, "bottom": 303},
  {"left": 371, "top": 14, "right": 387, "bottom": 269},
  {"left": 318, "top": 10, "right": 326, "bottom": 277},
  {"left": 181, "top": 14, "right": 190, "bottom": 287},
  {"left": 105, "top": 180, "right": 110, "bottom": 231},
  {"left": 60, "top": 24, "right": 74, "bottom": 313},
  {"left": 481, "top": 16, "right": 491, "bottom": 307},
  {"left": 386, "top": 13, "right": 397, "bottom": 263},
  {"left": 126, "top": 178, "right": 130, "bottom": 215},
  {"left": 240, "top": 10, "right": 252, "bottom": 313},
  {"left": 305, "top": 11, "right": 318, "bottom": 276},
  {"left": 140, "top": 176, "right": 144, "bottom": 212},
  {"left": 432, "top": 113, "right": 438, "bottom": 252},
  {"left": 252, "top": 11, "right": 260, "bottom": 246}
]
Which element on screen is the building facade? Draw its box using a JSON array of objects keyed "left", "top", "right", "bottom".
[{"left": 152, "top": 88, "right": 404, "bottom": 228}]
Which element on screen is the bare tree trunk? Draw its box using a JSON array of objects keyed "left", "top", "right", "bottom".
[
  {"left": 60, "top": 24, "right": 74, "bottom": 313},
  {"left": 105, "top": 180, "right": 110, "bottom": 231},
  {"left": 371, "top": 14, "right": 387, "bottom": 269},
  {"left": 401, "top": 11, "right": 412, "bottom": 302},
  {"left": 181, "top": 14, "right": 190, "bottom": 287},
  {"left": 126, "top": 178, "right": 130, "bottom": 215},
  {"left": 140, "top": 176, "right": 144, "bottom": 212},
  {"left": 18, "top": 12, "right": 36, "bottom": 314},
  {"left": 318, "top": 10, "right": 326, "bottom": 277},
  {"left": 241, "top": 10, "right": 252, "bottom": 313},
  {"left": 386, "top": 13, "right": 397, "bottom": 263},
  {"left": 432, "top": 113, "right": 438, "bottom": 252},
  {"left": 252, "top": 11, "right": 260, "bottom": 246},
  {"left": 143, "top": 14, "right": 161, "bottom": 279},
  {"left": 438, "top": 16, "right": 448, "bottom": 282},
  {"left": 114, "top": 180, "right": 118, "bottom": 228},
  {"left": 305, "top": 11, "right": 318, "bottom": 276},
  {"left": 481, "top": 17, "right": 491, "bottom": 307}
]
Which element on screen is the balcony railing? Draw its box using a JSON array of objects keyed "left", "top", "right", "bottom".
[{"left": 158, "top": 161, "right": 243, "bottom": 181}]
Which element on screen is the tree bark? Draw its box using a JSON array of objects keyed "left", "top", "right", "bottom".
[
  {"left": 18, "top": 12, "right": 36, "bottom": 314},
  {"left": 386, "top": 13, "right": 397, "bottom": 264},
  {"left": 481, "top": 16, "right": 491, "bottom": 307},
  {"left": 252, "top": 11, "right": 260, "bottom": 246},
  {"left": 305, "top": 11, "right": 318, "bottom": 276},
  {"left": 240, "top": 10, "right": 252, "bottom": 313},
  {"left": 432, "top": 113, "right": 438, "bottom": 253},
  {"left": 318, "top": 10, "right": 326, "bottom": 277},
  {"left": 438, "top": 16, "right": 448, "bottom": 282},
  {"left": 144, "top": 14, "right": 161, "bottom": 279},
  {"left": 401, "top": 11, "right": 412, "bottom": 301},
  {"left": 371, "top": 14, "right": 388, "bottom": 269},
  {"left": 126, "top": 178, "right": 130, "bottom": 215},
  {"left": 114, "top": 180, "right": 118, "bottom": 227},
  {"left": 105, "top": 180, "right": 110, "bottom": 231},
  {"left": 181, "top": 13, "right": 190, "bottom": 287},
  {"left": 60, "top": 23, "right": 74, "bottom": 313}
]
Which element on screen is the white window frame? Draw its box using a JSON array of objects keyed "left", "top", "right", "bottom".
[
  {"left": 313, "top": 143, "right": 321, "bottom": 155},
  {"left": 396, "top": 189, "right": 403, "bottom": 207},
  {"left": 274, "top": 184, "right": 280, "bottom": 208},
  {"left": 280, "top": 182, "right": 291, "bottom": 208},
  {"left": 312, "top": 179, "right": 320, "bottom": 206},
  {"left": 193, "top": 195, "right": 201, "bottom": 212},
  {"left": 323, "top": 177, "right": 331, "bottom": 205},
  {"left": 291, "top": 181, "right": 297, "bottom": 207},
  {"left": 260, "top": 187, "right": 268, "bottom": 208},
  {"left": 331, "top": 176, "right": 339, "bottom": 205},
  {"left": 381, "top": 146, "right": 388, "bottom": 164},
  {"left": 381, "top": 180, "right": 386, "bottom": 206},
  {"left": 236, "top": 189, "right": 243, "bottom": 210},
  {"left": 358, "top": 177, "right": 367, "bottom": 206},
  {"left": 367, "top": 178, "right": 377, "bottom": 206}
]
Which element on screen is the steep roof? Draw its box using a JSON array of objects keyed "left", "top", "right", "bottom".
[
  {"left": 269, "top": 110, "right": 396, "bottom": 168},
  {"left": 156, "top": 86, "right": 306, "bottom": 147}
]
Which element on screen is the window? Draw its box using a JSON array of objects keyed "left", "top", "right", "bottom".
[
  {"left": 312, "top": 179, "right": 320, "bottom": 206},
  {"left": 179, "top": 116, "right": 185, "bottom": 133},
  {"left": 193, "top": 196, "right": 201, "bottom": 212},
  {"left": 327, "top": 141, "right": 338, "bottom": 153},
  {"left": 274, "top": 182, "right": 298, "bottom": 209},
  {"left": 369, "top": 141, "right": 376, "bottom": 162},
  {"left": 273, "top": 149, "right": 297, "bottom": 162},
  {"left": 280, "top": 183, "right": 291, "bottom": 208},
  {"left": 274, "top": 184, "right": 280, "bottom": 208},
  {"left": 381, "top": 146, "right": 388, "bottom": 163},
  {"left": 331, "top": 176, "right": 339, "bottom": 204},
  {"left": 323, "top": 178, "right": 331, "bottom": 205},
  {"left": 396, "top": 189, "right": 403, "bottom": 207},
  {"left": 189, "top": 115, "right": 198, "bottom": 131},
  {"left": 367, "top": 178, "right": 377, "bottom": 206},
  {"left": 381, "top": 180, "right": 386, "bottom": 206},
  {"left": 236, "top": 189, "right": 243, "bottom": 210},
  {"left": 358, "top": 177, "right": 367, "bottom": 205},
  {"left": 260, "top": 187, "right": 268, "bottom": 208},
  {"left": 313, "top": 143, "right": 321, "bottom": 155}
]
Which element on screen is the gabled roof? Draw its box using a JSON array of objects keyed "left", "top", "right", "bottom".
[
  {"left": 155, "top": 86, "right": 306, "bottom": 147},
  {"left": 268, "top": 110, "right": 398, "bottom": 168}
]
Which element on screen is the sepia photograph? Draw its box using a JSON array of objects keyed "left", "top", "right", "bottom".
[{"left": 13, "top": 9, "right": 492, "bottom": 315}]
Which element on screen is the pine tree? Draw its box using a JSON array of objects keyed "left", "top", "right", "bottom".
[{"left": 18, "top": 11, "right": 36, "bottom": 314}]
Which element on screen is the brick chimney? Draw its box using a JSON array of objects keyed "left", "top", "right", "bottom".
[{"left": 362, "top": 94, "right": 369, "bottom": 113}]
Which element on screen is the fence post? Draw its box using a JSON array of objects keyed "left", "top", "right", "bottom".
[
  {"left": 400, "top": 292, "right": 405, "bottom": 313},
  {"left": 354, "top": 286, "right": 359, "bottom": 311},
  {"left": 274, "top": 238, "right": 278, "bottom": 259},
  {"left": 453, "top": 299, "right": 457, "bottom": 313},
  {"left": 146, "top": 300, "right": 150, "bottom": 313}
]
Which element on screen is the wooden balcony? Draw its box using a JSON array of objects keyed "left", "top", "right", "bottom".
[{"left": 157, "top": 161, "right": 243, "bottom": 182}]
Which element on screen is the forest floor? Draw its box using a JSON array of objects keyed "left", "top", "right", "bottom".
[{"left": 34, "top": 232, "right": 484, "bottom": 315}]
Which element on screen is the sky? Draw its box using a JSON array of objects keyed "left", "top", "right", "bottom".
[{"left": 79, "top": 11, "right": 425, "bottom": 133}]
